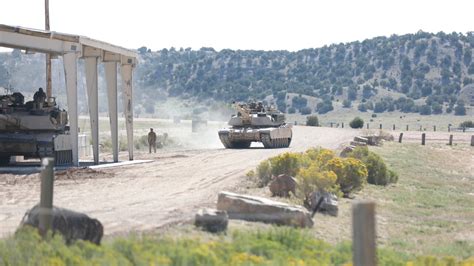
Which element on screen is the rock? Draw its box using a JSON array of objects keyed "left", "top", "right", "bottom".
[
  {"left": 20, "top": 205, "right": 103, "bottom": 245},
  {"left": 350, "top": 140, "right": 367, "bottom": 147},
  {"left": 269, "top": 174, "right": 296, "bottom": 197},
  {"left": 362, "top": 134, "right": 393, "bottom": 146},
  {"left": 217, "top": 191, "right": 313, "bottom": 228},
  {"left": 195, "top": 208, "right": 228, "bottom": 233},
  {"left": 365, "top": 135, "right": 382, "bottom": 146},
  {"left": 353, "top": 136, "right": 368, "bottom": 144},
  {"left": 309, "top": 191, "right": 339, "bottom": 217},
  {"left": 339, "top": 145, "right": 355, "bottom": 157}
]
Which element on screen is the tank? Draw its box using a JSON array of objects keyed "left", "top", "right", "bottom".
[
  {"left": 218, "top": 101, "right": 292, "bottom": 149},
  {"left": 0, "top": 92, "right": 73, "bottom": 166}
]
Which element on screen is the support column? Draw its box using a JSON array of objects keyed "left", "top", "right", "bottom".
[
  {"left": 105, "top": 62, "right": 119, "bottom": 162},
  {"left": 121, "top": 64, "right": 134, "bottom": 161},
  {"left": 63, "top": 53, "right": 79, "bottom": 166},
  {"left": 85, "top": 57, "right": 99, "bottom": 165}
]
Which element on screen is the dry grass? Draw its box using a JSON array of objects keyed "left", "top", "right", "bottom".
[
  {"left": 288, "top": 110, "right": 473, "bottom": 132},
  {"left": 363, "top": 142, "right": 474, "bottom": 258}
]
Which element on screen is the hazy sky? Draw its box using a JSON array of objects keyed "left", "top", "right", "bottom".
[{"left": 2, "top": 0, "right": 473, "bottom": 51}]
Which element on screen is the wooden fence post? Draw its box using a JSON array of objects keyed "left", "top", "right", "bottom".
[
  {"left": 406, "top": 125, "right": 409, "bottom": 131},
  {"left": 433, "top": 125, "right": 436, "bottom": 132},
  {"left": 367, "top": 123, "right": 369, "bottom": 129},
  {"left": 330, "top": 122, "right": 333, "bottom": 128},
  {"left": 448, "top": 125, "right": 451, "bottom": 132},
  {"left": 421, "top": 133, "right": 426, "bottom": 145},
  {"left": 379, "top": 124, "right": 382, "bottom": 130},
  {"left": 420, "top": 125, "right": 423, "bottom": 131},
  {"left": 342, "top": 122, "right": 344, "bottom": 128},
  {"left": 448, "top": 135, "right": 453, "bottom": 146},
  {"left": 39, "top": 158, "right": 54, "bottom": 237},
  {"left": 393, "top": 124, "right": 395, "bottom": 130},
  {"left": 353, "top": 201, "right": 377, "bottom": 266},
  {"left": 471, "top": 136, "right": 474, "bottom": 147},
  {"left": 399, "top": 133, "right": 403, "bottom": 143}
]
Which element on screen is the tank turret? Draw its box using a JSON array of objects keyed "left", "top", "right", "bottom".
[
  {"left": 218, "top": 101, "right": 292, "bottom": 149},
  {"left": 0, "top": 91, "right": 73, "bottom": 165}
]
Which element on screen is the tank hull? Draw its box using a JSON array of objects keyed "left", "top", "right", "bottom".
[
  {"left": 0, "top": 132, "right": 72, "bottom": 165},
  {"left": 0, "top": 95, "right": 72, "bottom": 166},
  {"left": 218, "top": 125, "right": 292, "bottom": 149}
]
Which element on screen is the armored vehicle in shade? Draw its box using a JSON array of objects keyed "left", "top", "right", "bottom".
[
  {"left": 0, "top": 91, "right": 72, "bottom": 165},
  {"left": 218, "top": 102, "right": 292, "bottom": 149}
]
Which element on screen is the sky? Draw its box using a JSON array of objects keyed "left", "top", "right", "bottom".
[{"left": 1, "top": 0, "right": 473, "bottom": 52}]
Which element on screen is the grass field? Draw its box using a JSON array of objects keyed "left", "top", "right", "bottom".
[
  {"left": 241, "top": 141, "right": 474, "bottom": 260},
  {"left": 363, "top": 142, "right": 474, "bottom": 258}
]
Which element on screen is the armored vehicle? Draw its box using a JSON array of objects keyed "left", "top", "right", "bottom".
[
  {"left": 218, "top": 102, "right": 292, "bottom": 149},
  {"left": 0, "top": 91, "right": 72, "bottom": 166}
]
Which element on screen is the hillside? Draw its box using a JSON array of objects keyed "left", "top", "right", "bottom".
[{"left": 1, "top": 31, "right": 474, "bottom": 115}]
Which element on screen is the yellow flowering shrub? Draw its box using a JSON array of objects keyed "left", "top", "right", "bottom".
[
  {"left": 296, "top": 162, "right": 339, "bottom": 202},
  {"left": 269, "top": 152, "right": 302, "bottom": 177}
]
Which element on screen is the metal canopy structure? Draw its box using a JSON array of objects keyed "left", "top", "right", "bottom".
[{"left": 0, "top": 24, "right": 137, "bottom": 166}]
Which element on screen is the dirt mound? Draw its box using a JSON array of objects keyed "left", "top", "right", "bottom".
[{"left": 55, "top": 168, "right": 114, "bottom": 181}]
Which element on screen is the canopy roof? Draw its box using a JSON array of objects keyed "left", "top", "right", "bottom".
[{"left": 0, "top": 24, "right": 137, "bottom": 63}]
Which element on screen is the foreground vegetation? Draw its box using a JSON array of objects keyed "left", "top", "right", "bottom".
[
  {"left": 253, "top": 146, "right": 397, "bottom": 203},
  {"left": 2, "top": 226, "right": 473, "bottom": 266}
]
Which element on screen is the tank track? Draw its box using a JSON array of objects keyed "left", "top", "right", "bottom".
[
  {"left": 54, "top": 150, "right": 73, "bottom": 166},
  {"left": 261, "top": 134, "right": 291, "bottom": 148},
  {"left": 218, "top": 133, "right": 251, "bottom": 149},
  {"left": 38, "top": 142, "right": 73, "bottom": 166}
]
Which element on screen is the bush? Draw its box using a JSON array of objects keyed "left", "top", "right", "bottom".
[
  {"left": 287, "top": 107, "right": 296, "bottom": 114},
  {"left": 342, "top": 99, "right": 351, "bottom": 108},
  {"left": 326, "top": 157, "right": 368, "bottom": 196},
  {"left": 256, "top": 160, "right": 272, "bottom": 187},
  {"left": 349, "top": 146, "right": 397, "bottom": 186},
  {"left": 269, "top": 152, "right": 301, "bottom": 177},
  {"left": 349, "top": 117, "right": 364, "bottom": 129},
  {"left": 306, "top": 115, "right": 319, "bottom": 127},
  {"left": 304, "top": 148, "right": 335, "bottom": 166},
  {"left": 454, "top": 103, "right": 466, "bottom": 115},
  {"left": 460, "top": 120, "right": 474, "bottom": 128},
  {"left": 299, "top": 106, "right": 312, "bottom": 115},
  {"left": 358, "top": 103, "right": 368, "bottom": 112},
  {"left": 364, "top": 153, "right": 390, "bottom": 185},
  {"left": 296, "top": 162, "right": 339, "bottom": 203},
  {"left": 297, "top": 148, "right": 367, "bottom": 198}
]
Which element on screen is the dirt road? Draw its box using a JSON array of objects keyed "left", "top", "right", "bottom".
[{"left": 0, "top": 126, "right": 359, "bottom": 237}]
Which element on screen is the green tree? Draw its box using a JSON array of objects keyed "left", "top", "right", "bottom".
[
  {"left": 454, "top": 102, "right": 466, "bottom": 116},
  {"left": 349, "top": 117, "right": 364, "bottom": 128},
  {"left": 431, "top": 103, "right": 443, "bottom": 114},
  {"left": 419, "top": 105, "right": 432, "bottom": 115},
  {"left": 342, "top": 99, "right": 352, "bottom": 108},
  {"left": 358, "top": 103, "right": 367, "bottom": 112},
  {"left": 300, "top": 106, "right": 312, "bottom": 115},
  {"left": 306, "top": 115, "right": 319, "bottom": 126}
]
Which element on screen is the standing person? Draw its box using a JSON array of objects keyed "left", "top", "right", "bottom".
[
  {"left": 148, "top": 128, "right": 157, "bottom": 153},
  {"left": 33, "top": 87, "right": 46, "bottom": 108}
]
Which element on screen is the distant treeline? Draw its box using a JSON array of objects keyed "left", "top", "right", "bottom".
[{"left": 1, "top": 31, "right": 473, "bottom": 115}]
